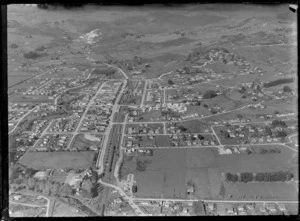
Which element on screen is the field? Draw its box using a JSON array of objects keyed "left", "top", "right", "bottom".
[
  {"left": 71, "top": 134, "right": 103, "bottom": 150},
  {"left": 205, "top": 61, "right": 238, "bottom": 74},
  {"left": 9, "top": 95, "right": 54, "bottom": 103},
  {"left": 19, "top": 151, "right": 95, "bottom": 169},
  {"left": 122, "top": 146, "right": 297, "bottom": 200},
  {"left": 224, "top": 182, "right": 298, "bottom": 201},
  {"left": 53, "top": 200, "right": 87, "bottom": 217}
]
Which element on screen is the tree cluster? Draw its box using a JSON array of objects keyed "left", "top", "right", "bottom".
[
  {"left": 259, "top": 148, "right": 281, "bottom": 154},
  {"left": 271, "top": 119, "right": 287, "bottom": 128},
  {"left": 23, "top": 51, "right": 44, "bottom": 59},
  {"left": 225, "top": 171, "right": 294, "bottom": 183}
]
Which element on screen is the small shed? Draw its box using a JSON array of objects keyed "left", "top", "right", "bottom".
[{"left": 132, "top": 185, "right": 138, "bottom": 193}]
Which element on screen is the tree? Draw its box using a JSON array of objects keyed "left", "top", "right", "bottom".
[
  {"left": 27, "top": 178, "right": 35, "bottom": 190},
  {"left": 240, "top": 172, "right": 254, "bottom": 183},
  {"left": 219, "top": 182, "right": 226, "bottom": 198},
  {"left": 283, "top": 86, "right": 292, "bottom": 93},
  {"left": 276, "top": 130, "right": 287, "bottom": 138},
  {"left": 226, "top": 173, "right": 232, "bottom": 181},
  {"left": 232, "top": 174, "right": 239, "bottom": 183},
  {"left": 168, "top": 79, "right": 174, "bottom": 85},
  {"left": 198, "top": 134, "right": 204, "bottom": 140},
  {"left": 255, "top": 173, "right": 264, "bottom": 182},
  {"left": 264, "top": 126, "right": 272, "bottom": 136},
  {"left": 61, "top": 184, "right": 74, "bottom": 197},
  {"left": 259, "top": 148, "right": 268, "bottom": 154},
  {"left": 203, "top": 90, "right": 217, "bottom": 99}
]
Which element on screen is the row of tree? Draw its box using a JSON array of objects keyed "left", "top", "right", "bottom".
[
  {"left": 225, "top": 171, "right": 294, "bottom": 183},
  {"left": 263, "top": 78, "right": 294, "bottom": 88}
]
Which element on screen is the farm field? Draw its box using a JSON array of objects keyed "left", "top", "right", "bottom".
[
  {"left": 8, "top": 75, "right": 35, "bottom": 87},
  {"left": 9, "top": 95, "right": 54, "bottom": 103},
  {"left": 19, "top": 151, "right": 96, "bottom": 170},
  {"left": 123, "top": 146, "right": 298, "bottom": 200}
]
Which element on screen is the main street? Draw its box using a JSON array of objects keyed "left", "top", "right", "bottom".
[
  {"left": 96, "top": 79, "right": 127, "bottom": 174},
  {"left": 93, "top": 63, "right": 146, "bottom": 215}
]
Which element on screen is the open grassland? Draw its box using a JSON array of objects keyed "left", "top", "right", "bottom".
[{"left": 19, "top": 151, "right": 95, "bottom": 169}]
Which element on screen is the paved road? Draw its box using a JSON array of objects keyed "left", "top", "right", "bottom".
[
  {"left": 140, "top": 80, "right": 148, "bottom": 107},
  {"left": 132, "top": 197, "right": 298, "bottom": 204},
  {"left": 9, "top": 195, "right": 51, "bottom": 217},
  {"left": 241, "top": 43, "right": 297, "bottom": 48},
  {"left": 202, "top": 199, "right": 299, "bottom": 204},
  {"left": 37, "top": 196, "right": 51, "bottom": 217},
  {"left": 157, "top": 71, "right": 173, "bottom": 80}
]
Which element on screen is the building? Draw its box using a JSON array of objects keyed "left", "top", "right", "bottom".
[
  {"left": 34, "top": 171, "right": 48, "bottom": 179},
  {"left": 132, "top": 185, "right": 138, "bottom": 193}
]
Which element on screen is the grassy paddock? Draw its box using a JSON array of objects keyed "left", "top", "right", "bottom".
[{"left": 19, "top": 151, "right": 95, "bottom": 169}]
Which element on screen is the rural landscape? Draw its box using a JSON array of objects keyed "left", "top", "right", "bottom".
[{"left": 7, "top": 4, "right": 298, "bottom": 216}]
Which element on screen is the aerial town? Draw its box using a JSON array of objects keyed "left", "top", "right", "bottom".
[{"left": 6, "top": 4, "right": 298, "bottom": 217}]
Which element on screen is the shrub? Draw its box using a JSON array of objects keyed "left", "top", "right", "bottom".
[
  {"left": 10, "top": 43, "right": 19, "bottom": 49},
  {"left": 23, "top": 51, "right": 43, "bottom": 59}
]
